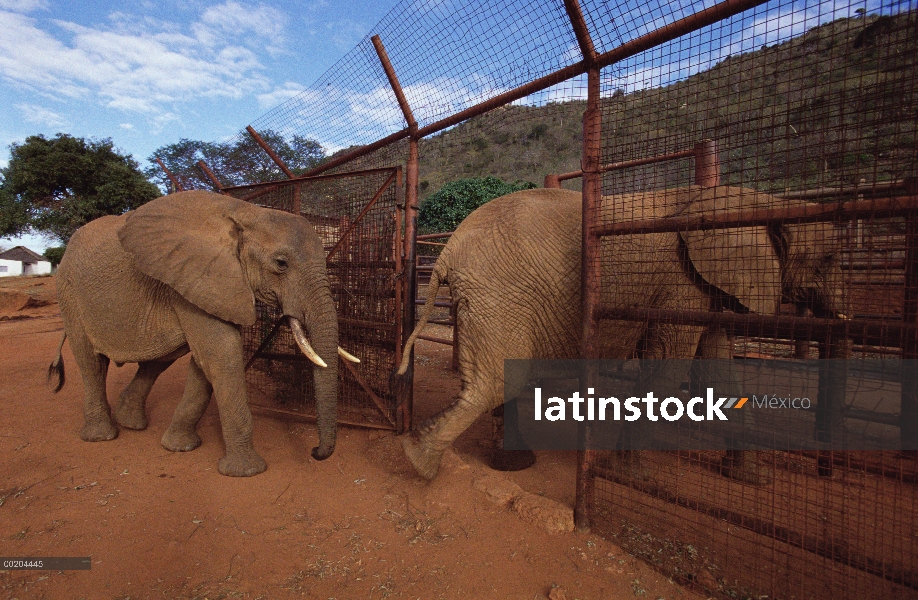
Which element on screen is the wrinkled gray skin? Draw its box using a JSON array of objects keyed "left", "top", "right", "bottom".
[
  {"left": 50, "top": 190, "right": 340, "bottom": 476},
  {"left": 396, "top": 186, "right": 845, "bottom": 480}
]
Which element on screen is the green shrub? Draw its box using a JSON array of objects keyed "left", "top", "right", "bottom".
[{"left": 418, "top": 176, "right": 536, "bottom": 235}]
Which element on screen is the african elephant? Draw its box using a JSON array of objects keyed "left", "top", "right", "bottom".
[
  {"left": 49, "top": 190, "right": 358, "bottom": 476},
  {"left": 395, "top": 186, "right": 845, "bottom": 480}
]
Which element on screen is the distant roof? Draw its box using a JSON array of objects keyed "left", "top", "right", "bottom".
[{"left": 0, "top": 246, "right": 44, "bottom": 263}]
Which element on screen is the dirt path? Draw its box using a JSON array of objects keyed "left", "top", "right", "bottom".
[{"left": 0, "top": 275, "right": 698, "bottom": 599}]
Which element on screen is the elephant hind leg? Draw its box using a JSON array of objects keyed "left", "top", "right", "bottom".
[
  {"left": 115, "top": 360, "right": 174, "bottom": 430},
  {"left": 66, "top": 326, "right": 117, "bottom": 442},
  {"left": 162, "top": 356, "right": 212, "bottom": 453},
  {"left": 404, "top": 372, "right": 504, "bottom": 480}
]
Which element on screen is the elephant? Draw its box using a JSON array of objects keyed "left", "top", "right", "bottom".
[
  {"left": 394, "top": 185, "right": 846, "bottom": 480},
  {"left": 48, "top": 190, "right": 359, "bottom": 476}
]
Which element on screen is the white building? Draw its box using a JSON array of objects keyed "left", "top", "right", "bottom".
[{"left": 0, "top": 246, "right": 52, "bottom": 277}]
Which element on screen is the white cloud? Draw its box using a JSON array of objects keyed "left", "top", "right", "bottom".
[
  {"left": 119, "top": 123, "right": 134, "bottom": 130},
  {"left": 0, "top": 0, "right": 47, "bottom": 12},
  {"left": 0, "top": 3, "right": 284, "bottom": 121},
  {"left": 15, "top": 103, "right": 67, "bottom": 127},
  {"left": 257, "top": 81, "right": 307, "bottom": 108}
]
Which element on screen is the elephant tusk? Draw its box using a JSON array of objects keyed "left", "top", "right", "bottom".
[
  {"left": 338, "top": 347, "right": 360, "bottom": 363},
  {"left": 289, "top": 318, "right": 328, "bottom": 368}
]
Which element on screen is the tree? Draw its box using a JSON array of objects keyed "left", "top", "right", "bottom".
[
  {"left": 1, "top": 134, "right": 161, "bottom": 244},
  {"left": 147, "top": 130, "right": 326, "bottom": 192},
  {"left": 417, "top": 176, "right": 537, "bottom": 235},
  {"left": 43, "top": 246, "right": 66, "bottom": 267}
]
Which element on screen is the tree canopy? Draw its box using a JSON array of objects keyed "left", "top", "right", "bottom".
[
  {"left": 0, "top": 133, "right": 161, "bottom": 244},
  {"left": 417, "top": 176, "right": 537, "bottom": 235},
  {"left": 147, "top": 131, "right": 326, "bottom": 192}
]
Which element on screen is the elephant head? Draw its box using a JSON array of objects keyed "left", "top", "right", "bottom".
[
  {"left": 679, "top": 186, "right": 846, "bottom": 319},
  {"left": 117, "top": 191, "right": 343, "bottom": 460}
]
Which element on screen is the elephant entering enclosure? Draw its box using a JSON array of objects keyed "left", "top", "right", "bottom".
[{"left": 222, "top": 168, "right": 411, "bottom": 431}]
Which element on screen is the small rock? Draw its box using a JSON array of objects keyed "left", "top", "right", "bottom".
[
  {"left": 512, "top": 492, "right": 575, "bottom": 533},
  {"left": 548, "top": 584, "right": 567, "bottom": 600},
  {"left": 473, "top": 474, "right": 524, "bottom": 507}
]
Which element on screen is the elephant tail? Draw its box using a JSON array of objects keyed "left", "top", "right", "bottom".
[
  {"left": 395, "top": 260, "right": 448, "bottom": 376},
  {"left": 48, "top": 332, "right": 66, "bottom": 393}
]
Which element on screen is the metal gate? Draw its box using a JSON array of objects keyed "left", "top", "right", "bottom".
[{"left": 221, "top": 167, "right": 410, "bottom": 431}]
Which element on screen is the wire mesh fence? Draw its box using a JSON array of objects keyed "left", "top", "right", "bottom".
[
  {"left": 581, "top": 2, "right": 918, "bottom": 599},
  {"left": 152, "top": 0, "right": 918, "bottom": 597}
]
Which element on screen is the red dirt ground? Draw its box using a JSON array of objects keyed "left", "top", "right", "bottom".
[{"left": 0, "top": 275, "right": 700, "bottom": 600}]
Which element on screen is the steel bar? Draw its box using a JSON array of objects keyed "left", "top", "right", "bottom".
[
  {"left": 399, "top": 137, "right": 420, "bottom": 432},
  {"left": 246, "top": 125, "right": 295, "bottom": 179},
  {"left": 416, "top": 231, "right": 454, "bottom": 240},
  {"left": 244, "top": 317, "right": 285, "bottom": 372},
  {"left": 250, "top": 403, "right": 396, "bottom": 431},
  {"left": 693, "top": 139, "right": 720, "bottom": 187},
  {"left": 326, "top": 170, "right": 397, "bottom": 260},
  {"left": 371, "top": 35, "right": 418, "bottom": 131},
  {"left": 155, "top": 157, "right": 184, "bottom": 192},
  {"left": 598, "top": 307, "right": 918, "bottom": 348},
  {"left": 563, "top": 0, "right": 597, "bottom": 64},
  {"left": 342, "top": 358, "right": 397, "bottom": 428},
  {"left": 221, "top": 167, "right": 399, "bottom": 192},
  {"left": 779, "top": 180, "right": 908, "bottom": 200},
  {"left": 553, "top": 148, "right": 696, "bottom": 183},
  {"left": 417, "top": 334, "right": 453, "bottom": 346},
  {"left": 594, "top": 194, "right": 918, "bottom": 237},
  {"left": 576, "top": 65, "right": 602, "bottom": 532},
  {"left": 197, "top": 160, "right": 224, "bottom": 192}
]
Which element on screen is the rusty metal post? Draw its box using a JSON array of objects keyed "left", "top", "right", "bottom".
[
  {"left": 694, "top": 139, "right": 720, "bottom": 187},
  {"left": 902, "top": 178, "right": 918, "bottom": 451},
  {"left": 155, "top": 157, "right": 184, "bottom": 193},
  {"left": 372, "top": 35, "right": 418, "bottom": 131},
  {"left": 372, "top": 33, "right": 419, "bottom": 433},
  {"left": 196, "top": 160, "right": 224, "bottom": 192},
  {"left": 544, "top": 174, "right": 561, "bottom": 188},
  {"left": 246, "top": 125, "right": 296, "bottom": 179},
  {"left": 567, "top": 0, "right": 601, "bottom": 532},
  {"left": 400, "top": 138, "right": 419, "bottom": 433}
]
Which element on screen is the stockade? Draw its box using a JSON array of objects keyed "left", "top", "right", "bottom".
[{"left": 157, "top": 1, "right": 917, "bottom": 598}]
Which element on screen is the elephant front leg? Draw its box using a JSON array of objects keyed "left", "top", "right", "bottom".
[
  {"left": 162, "top": 356, "right": 212, "bottom": 452},
  {"left": 115, "top": 360, "right": 174, "bottom": 430}
]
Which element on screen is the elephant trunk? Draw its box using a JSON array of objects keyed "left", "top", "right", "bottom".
[{"left": 289, "top": 291, "right": 339, "bottom": 461}]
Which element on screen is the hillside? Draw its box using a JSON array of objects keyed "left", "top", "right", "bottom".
[{"left": 416, "top": 11, "right": 917, "bottom": 200}]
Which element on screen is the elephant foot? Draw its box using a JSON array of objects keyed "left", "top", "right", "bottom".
[
  {"left": 161, "top": 427, "right": 202, "bottom": 452},
  {"left": 720, "top": 452, "right": 772, "bottom": 485},
  {"left": 401, "top": 434, "right": 442, "bottom": 480},
  {"left": 218, "top": 451, "right": 267, "bottom": 477},
  {"left": 80, "top": 420, "right": 118, "bottom": 442},
  {"left": 114, "top": 403, "right": 148, "bottom": 430},
  {"left": 490, "top": 446, "right": 537, "bottom": 472}
]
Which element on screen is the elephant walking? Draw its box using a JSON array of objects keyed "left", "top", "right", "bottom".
[
  {"left": 395, "top": 186, "right": 845, "bottom": 480},
  {"left": 50, "top": 190, "right": 358, "bottom": 476}
]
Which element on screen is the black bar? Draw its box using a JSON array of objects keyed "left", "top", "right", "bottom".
[{"left": 1, "top": 557, "right": 91, "bottom": 570}]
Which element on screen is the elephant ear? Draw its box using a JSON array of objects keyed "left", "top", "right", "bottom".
[
  {"left": 118, "top": 191, "right": 257, "bottom": 326},
  {"left": 678, "top": 187, "right": 782, "bottom": 316}
]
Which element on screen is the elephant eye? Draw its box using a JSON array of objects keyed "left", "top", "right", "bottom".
[{"left": 274, "top": 257, "right": 289, "bottom": 272}]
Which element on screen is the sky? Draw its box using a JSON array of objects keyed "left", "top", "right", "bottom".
[
  {"left": 0, "top": 0, "right": 909, "bottom": 253},
  {"left": 0, "top": 0, "right": 401, "bottom": 251}
]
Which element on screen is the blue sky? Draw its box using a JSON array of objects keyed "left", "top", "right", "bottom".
[
  {"left": 1, "top": 0, "right": 909, "bottom": 253},
  {"left": 0, "top": 0, "right": 400, "bottom": 251}
]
